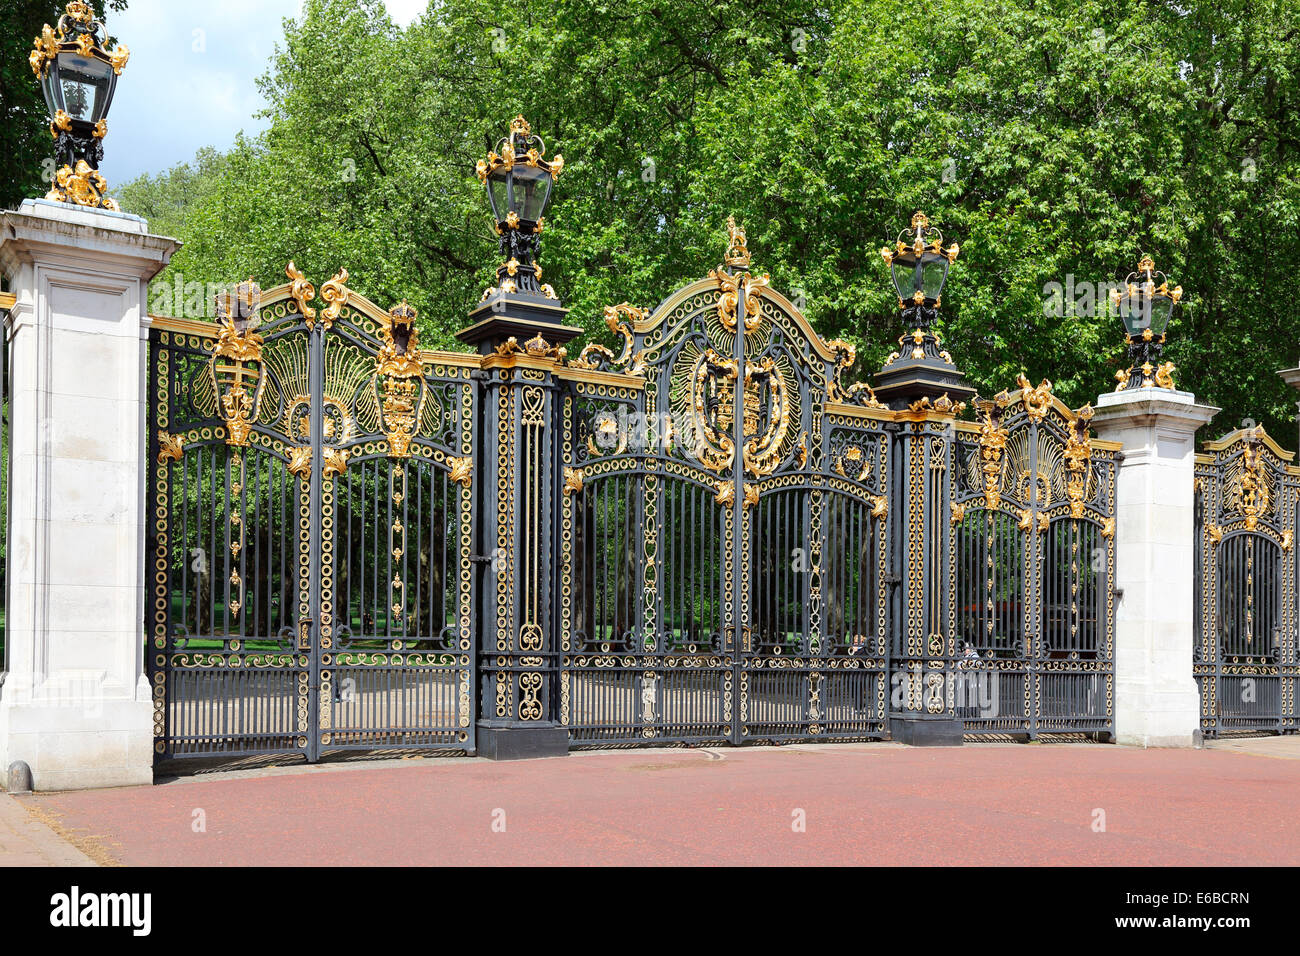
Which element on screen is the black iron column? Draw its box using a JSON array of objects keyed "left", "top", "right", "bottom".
[
  {"left": 458, "top": 290, "right": 582, "bottom": 759},
  {"left": 876, "top": 212, "right": 973, "bottom": 746}
]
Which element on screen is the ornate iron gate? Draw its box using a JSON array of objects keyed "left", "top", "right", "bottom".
[
  {"left": 1194, "top": 427, "right": 1299, "bottom": 736},
  {"left": 147, "top": 269, "right": 476, "bottom": 761},
  {"left": 556, "top": 244, "right": 893, "bottom": 745},
  {"left": 950, "top": 382, "right": 1118, "bottom": 736}
]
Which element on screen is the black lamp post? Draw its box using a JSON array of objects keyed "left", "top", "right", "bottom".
[
  {"left": 475, "top": 115, "right": 564, "bottom": 300},
  {"left": 1109, "top": 255, "right": 1183, "bottom": 390},
  {"left": 873, "top": 212, "right": 974, "bottom": 409},
  {"left": 29, "top": 2, "right": 129, "bottom": 210}
]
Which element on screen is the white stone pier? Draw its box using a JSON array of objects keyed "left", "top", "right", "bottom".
[
  {"left": 1093, "top": 387, "right": 1217, "bottom": 748},
  {"left": 0, "top": 199, "right": 177, "bottom": 790}
]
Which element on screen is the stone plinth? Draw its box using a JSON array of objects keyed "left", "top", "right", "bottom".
[
  {"left": 1092, "top": 387, "right": 1217, "bottom": 748},
  {"left": 0, "top": 199, "right": 177, "bottom": 789}
]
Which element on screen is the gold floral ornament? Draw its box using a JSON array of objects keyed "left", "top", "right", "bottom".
[
  {"left": 1016, "top": 373, "right": 1053, "bottom": 421},
  {"left": 373, "top": 301, "right": 427, "bottom": 459},
  {"left": 47, "top": 160, "right": 118, "bottom": 211},
  {"left": 572, "top": 303, "right": 648, "bottom": 375},
  {"left": 31, "top": 3, "right": 130, "bottom": 211},
  {"left": 1063, "top": 404, "right": 1095, "bottom": 519},
  {"left": 157, "top": 431, "right": 185, "bottom": 464},
  {"left": 285, "top": 261, "right": 317, "bottom": 322},
  {"left": 449, "top": 456, "right": 473, "bottom": 488},
  {"left": 320, "top": 269, "right": 350, "bottom": 328},
  {"left": 973, "top": 393, "right": 1011, "bottom": 509},
  {"left": 209, "top": 280, "right": 265, "bottom": 447},
  {"left": 709, "top": 216, "right": 770, "bottom": 332}
]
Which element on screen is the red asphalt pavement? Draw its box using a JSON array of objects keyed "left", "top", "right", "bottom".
[{"left": 21, "top": 743, "right": 1300, "bottom": 866}]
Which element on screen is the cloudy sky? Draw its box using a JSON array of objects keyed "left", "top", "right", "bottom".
[{"left": 98, "top": 0, "right": 426, "bottom": 186}]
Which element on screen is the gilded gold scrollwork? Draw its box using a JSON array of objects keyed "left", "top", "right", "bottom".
[
  {"left": 285, "top": 261, "right": 317, "bottom": 323},
  {"left": 1064, "top": 404, "right": 1094, "bottom": 519},
  {"left": 563, "top": 466, "right": 584, "bottom": 496},
  {"left": 320, "top": 269, "right": 350, "bottom": 328},
  {"left": 1016, "top": 373, "right": 1053, "bottom": 420},
  {"left": 322, "top": 447, "right": 350, "bottom": 479},
  {"left": 210, "top": 314, "right": 265, "bottom": 447},
  {"left": 287, "top": 446, "right": 312, "bottom": 480},
  {"left": 974, "top": 394, "right": 1010, "bottom": 510},
  {"left": 449, "top": 455, "right": 473, "bottom": 488},
  {"left": 157, "top": 431, "right": 184, "bottom": 464},
  {"left": 714, "top": 479, "right": 735, "bottom": 507}
]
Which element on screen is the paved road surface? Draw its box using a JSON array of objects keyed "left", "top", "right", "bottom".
[{"left": 7, "top": 739, "right": 1300, "bottom": 866}]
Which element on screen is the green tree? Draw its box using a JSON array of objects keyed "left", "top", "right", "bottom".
[{"left": 119, "top": 0, "right": 1300, "bottom": 439}]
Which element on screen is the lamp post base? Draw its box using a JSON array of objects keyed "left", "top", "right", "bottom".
[
  {"left": 889, "top": 714, "right": 965, "bottom": 747},
  {"left": 476, "top": 723, "right": 570, "bottom": 761}
]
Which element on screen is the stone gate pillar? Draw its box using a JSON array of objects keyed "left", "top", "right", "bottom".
[
  {"left": 1093, "top": 387, "right": 1217, "bottom": 747},
  {"left": 0, "top": 199, "right": 178, "bottom": 789}
]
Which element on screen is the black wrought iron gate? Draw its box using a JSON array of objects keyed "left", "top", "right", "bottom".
[
  {"left": 557, "top": 261, "right": 892, "bottom": 745},
  {"left": 554, "top": 252, "right": 1117, "bottom": 744},
  {"left": 1195, "top": 426, "right": 1299, "bottom": 735},
  {"left": 145, "top": 244, "right": 1118, "bottom": 760},
  {"left": 950, "top": 384, "right": 1118, "bottom": 736},
  {"left": 147, "top": 271, "right": 476, "bottom": 761}
]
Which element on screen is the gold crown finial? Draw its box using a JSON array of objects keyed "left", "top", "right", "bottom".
[
  {"left": 509, "top": 114, "right": 531, "bottom": 137},
  {"left": 725, "top": 215, "right": 751, "bottom": 267},
  {"left": 389, "top": 300, "right": 418, "bottom": 324}
]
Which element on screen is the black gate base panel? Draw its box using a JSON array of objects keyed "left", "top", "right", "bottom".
[
  {"left": 477, "top": 723, "right": 570, "bottom": 760},
  {"left": 890, "top": 714, "right": 964, "bottom": 746}
]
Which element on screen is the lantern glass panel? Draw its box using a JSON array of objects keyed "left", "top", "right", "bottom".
[
  {"left": 509, "top": 165, "right": 552, "bottom": 222},
  {"left": 55, "top": 52, "right": 113, "bottom": 123},
  {"left": 890, "top": 258, "right": 918, "bottom": 300},
  {"left": 1119, "top": 293, "right": 1149, "bottom": 336},
  {"left": 487, "top": 172, "right": 510, "bottom": 221},
  {"left": 1149, "top": 294, "right": 1175, "bottom": 336},
  {"left": 921, "top": 254, "right": 949, "bottom": 300}
]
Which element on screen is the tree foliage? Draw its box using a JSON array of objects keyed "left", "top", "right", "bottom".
[{"left": 116, "top": 0, "right": 1300, "bottom": 439}]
